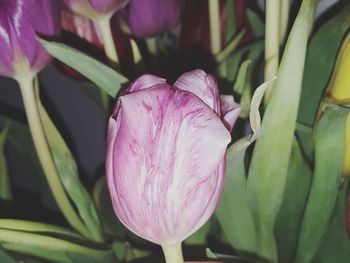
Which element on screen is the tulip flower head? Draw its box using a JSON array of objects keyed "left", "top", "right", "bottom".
[
  {"left": 106, "top": 69, "right": 240, "bottom": 246},
  {"left": 62, "top": 0, "right": 129, "bottom": 20},
  {"left": 120, "top": 0, "right": 184, "bottom": 38},
  {"left": 0, "top": 0, "right": 60, "bottom": 79}
]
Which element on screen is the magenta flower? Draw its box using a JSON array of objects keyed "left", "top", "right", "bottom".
[
  {"left": 0, "top": 0, "right": 60, "bottom": 79},
  {"left": 120, "top": 0, "right": 184, "bottom": 38},
  {"left": 62, "top": 0, "right": 129, "bottom": 19},
  {"left": 106, "top": 69, "right": 240, "bottom": 247}
]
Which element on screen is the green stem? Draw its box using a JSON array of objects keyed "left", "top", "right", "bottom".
[
  {"left": 264, "top": 0, "right": 280, "bottom": 104},
  {"left": 17, "top": 76, "right": 90, "bottom": 238},
  {"left": 96, "top": 16, "right": 119, "bottom": 64},
  {"left": 95, "top": 16, "right": 117, "bottom": 114},
  {"left": 209, "top": 0, "right": 222, "bottom": 55},
  {"left": 0, "top": 122, "right": 11, "bottom": 200},
  {"left": 279, "top": 0, "right": 291, "bottom": 43},
  {"left": 161, "top": 243, "right": 184, "bottom": 263}
]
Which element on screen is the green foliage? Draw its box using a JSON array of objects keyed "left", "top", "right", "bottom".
[
  {"left": 274, "top": 140, "right": 312, "bottom": 263},
  {"left": 216, "top": 149, "right": 256, "bottom": 257},
  {"left": 0, "top": 122, "right": 11, "bottom": 200},
  {"left": 312, "top": 179, "right": 350, "bottom": 263},
  {"left": 0, "top": 229, "right": 115, "bottom": 263},
  {"left": 294, "top": 106, "right": 348, "bottom": 263},
  {"left": 246, "top": 1, "right": 318, "bottom": 261},
  {"left": 297, "top": 4, "right": 350, "bottom": 161},
  {"left": 37, "top": 99, "right": 103, "bottom": 242},
  {"left": 39, "top": 39, "right": 128, "bottom": 98}
]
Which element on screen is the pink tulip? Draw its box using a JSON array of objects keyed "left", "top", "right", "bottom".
[{"left": 106, "top": 69, "right": 240, "bottom": 248}]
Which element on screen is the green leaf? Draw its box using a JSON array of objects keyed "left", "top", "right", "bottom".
[
  {"left": 206, "top": 248, "right": 256, "bottom": 263},
  {"left": 0, "top": 122, "right": 11, "bottom": 200},
  {"left": 225, "top": 0, "right": 236, "bottom": 43},
  {"left": 294, "top": 106, "right": 348, "bottom": 263},
  {"left": 297, "top": 4, "right": 350, "bottom": 161},
  {"left": 298, "top": 4, "right": 350, "bottom": 126},
  {"left": 0, "top": 229, "right": 113, "bottom": 263},
  {"left": 246, "top": 9, "right": 264, "bottom": 38},
  {"left": 215, "top": 149, "right": 256, "bottom": 257},
  {"left": 246, "top": 1, "right": 318, "bottom": 261},
  {"left": 216, "top": 30, "right": 245, "bottom": 63},
  {"left": 312, "top": 179, "right": 350, "bottom": 263},
  {"left": 0, "top": 114, "right": 58, "bottom": 210},
  {"left": 185, "top": 220, "right": 211, "bottom": 245},
  {"left": 39, "top": 39, "right": 128, "bottom": 98},
  {"left": 0, "top": 219, "right": 84, "bottom": 242},
  {"left": 37, "top": 100, "right": 103, "bottom": 242},
  {"left": 274, "top": 140, "right": 312, "bottom": 263},
  {"left": 233, "top": 60, "right": 251, "bottom": 95},
  {"left": 0, "top": 247, "right": 16, "bottom": 263}
]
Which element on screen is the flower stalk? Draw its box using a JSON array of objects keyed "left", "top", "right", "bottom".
[
  {"left": 161, "top": 243, "right": 184, "bottom": 263},
  {"left": 209, "top": 0, "right": 221, "bottom": 55},
  {"left": 17, "top": 76, "right": 90, "bottom": 238}
]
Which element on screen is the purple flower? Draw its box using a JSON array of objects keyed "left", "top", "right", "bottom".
[
  {"left": 120, "top": 0, "right": 184, "bottom": 38},
  {"left": 62, "top": 0, "right": 129, "bottom": 19},
  {"left": 106, "top": 69, "right": 240, "bottom": 245},
  {"left": 0, "top": 0, "right": 60, "bottom": 78}
]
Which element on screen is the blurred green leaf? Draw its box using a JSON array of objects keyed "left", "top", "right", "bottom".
[
  {"left": 246, "top": 9, "right": 264, "bottom": 38},
  {"left": 37, "top": 100, "right": 103, "bottom": 242},
  {"left": 216, "top": 30, "right": 245, "bottom": 63},
  {"left": 0, "top": 122, "right": 12, "bottom": 200},
  {"left": 0, "top": 219, "right": 84, "bottom": 242},
  {"left": 185, "top": 220, "right": 211, "bottom": 245},
  {"left": 92, "top": 177, "right": 128, "bottom": 239},
  {"left": 225, "top": 40, "right": 264, "bottom": 82},
  {"left": 206, "top": 248, "right": 256, "bottom": 263},
  {"left": 312, "top": 179, "right": 350, "bottom": 263},
  {"left": 274, "top": 140, "right": 312, "bottom": 263},
  {"left": 0, "top": 114, "right": 58, "bottom": 210},
  {"left": 0, "top": 246, "right": 16, "bottom": 263},
  {"left": 294, "top": 106, "right": 348, "bottom": 263},
  {"left": 226, "top": 0, "right": 235, "bottom": 43},
  {"left": 233, "top": 60, "right": 251, "bottom": 95},
  {"left": 216, "top": 149, "right": 256, "bottom": 257},
  {"left": 0, "top": 229, "right": 113, "bottom": 263},
  {"left": 39, "top": 39, "right": 128, "bottom": 98},
  {"left": 246, "top": 1, "right": 318, "bottom": 261}
]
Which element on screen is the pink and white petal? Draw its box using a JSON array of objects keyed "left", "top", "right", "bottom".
[
  {"left": 220, "top": 95, "right": 241, "bottom": 132},
  {"left": 174, "top": 69, "right": 220, "bottom": 114},
  {"left": 109, "top": 85, "right": 231, "bottom": 244},
  {"left": 127, "top": 74, "right": 166, "bottom": 93}
]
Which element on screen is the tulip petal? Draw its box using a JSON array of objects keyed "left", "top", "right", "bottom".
[
  {"left": 89, "top": 0, "right": 129, "bottom": 14},
  {"left": 107, "top": 84, "right": 230, "bottom": 244},
  {"left": 174, "top": 69, "right": 221, "bottom": 114},
  {"left": 220, "top": 95, "right": 241, "bottom": 132},
  {"left": 127, "top": 74, "right": 166, "bottom": 93}
]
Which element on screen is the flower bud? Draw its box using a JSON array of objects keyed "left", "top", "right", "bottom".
[
  {"left": 328, "top": 33, "right": 350, "bottom": 104},
  {"left": 62, "top": 0, "right": 129, "bottom": 19},
  {"left": 327, "top": 33, "right": 350, "bottom": 176},
  {"left": 0, "top": 0, "right": 60, "bottom": 79},
  {"left": 106, "top": 69, "right": 240, "bottom": 246},
  {"left": 119, "top": 0, "right": 184, "bottom": 39}
]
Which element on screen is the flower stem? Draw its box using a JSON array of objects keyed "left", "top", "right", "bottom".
[
  {"left": 96, "top": 15, "right": 118, "bottom": 113},
  {"left": 96, "top": 16, "right": 119, "bottom": 65},
  {"left": 17, "top": 76, "right": 90, "bottom": 238},
  {"left": 279, "top": 0, "right": 290, "bottom": 43},
  {"left": 161, "top": 243, "right": 184, "bottom": 263},
  {"left": 264, "top": 0, "right": 280, "bottom": 105},
  {"left": 209, "top": 0, "right": 221, "bottom": 55}
]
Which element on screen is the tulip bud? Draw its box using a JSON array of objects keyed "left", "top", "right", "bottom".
[
  {"left": 119, "top": 0, "right": 184, "bottom": 39},
  {"left": 106, "top": 70, "right": 240, "bottom": 249},
  {"left": 62, "top": 0, "right": 129, "bottom": 20},
  {"left": 0, "top": 0, "right": 60, "bottom": 79},
  {"left": 327, "top": 33, "right": 350, "bottom": 176},
  {"left": 328, "top": 33, "right": 350, "bottom": 104}
]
